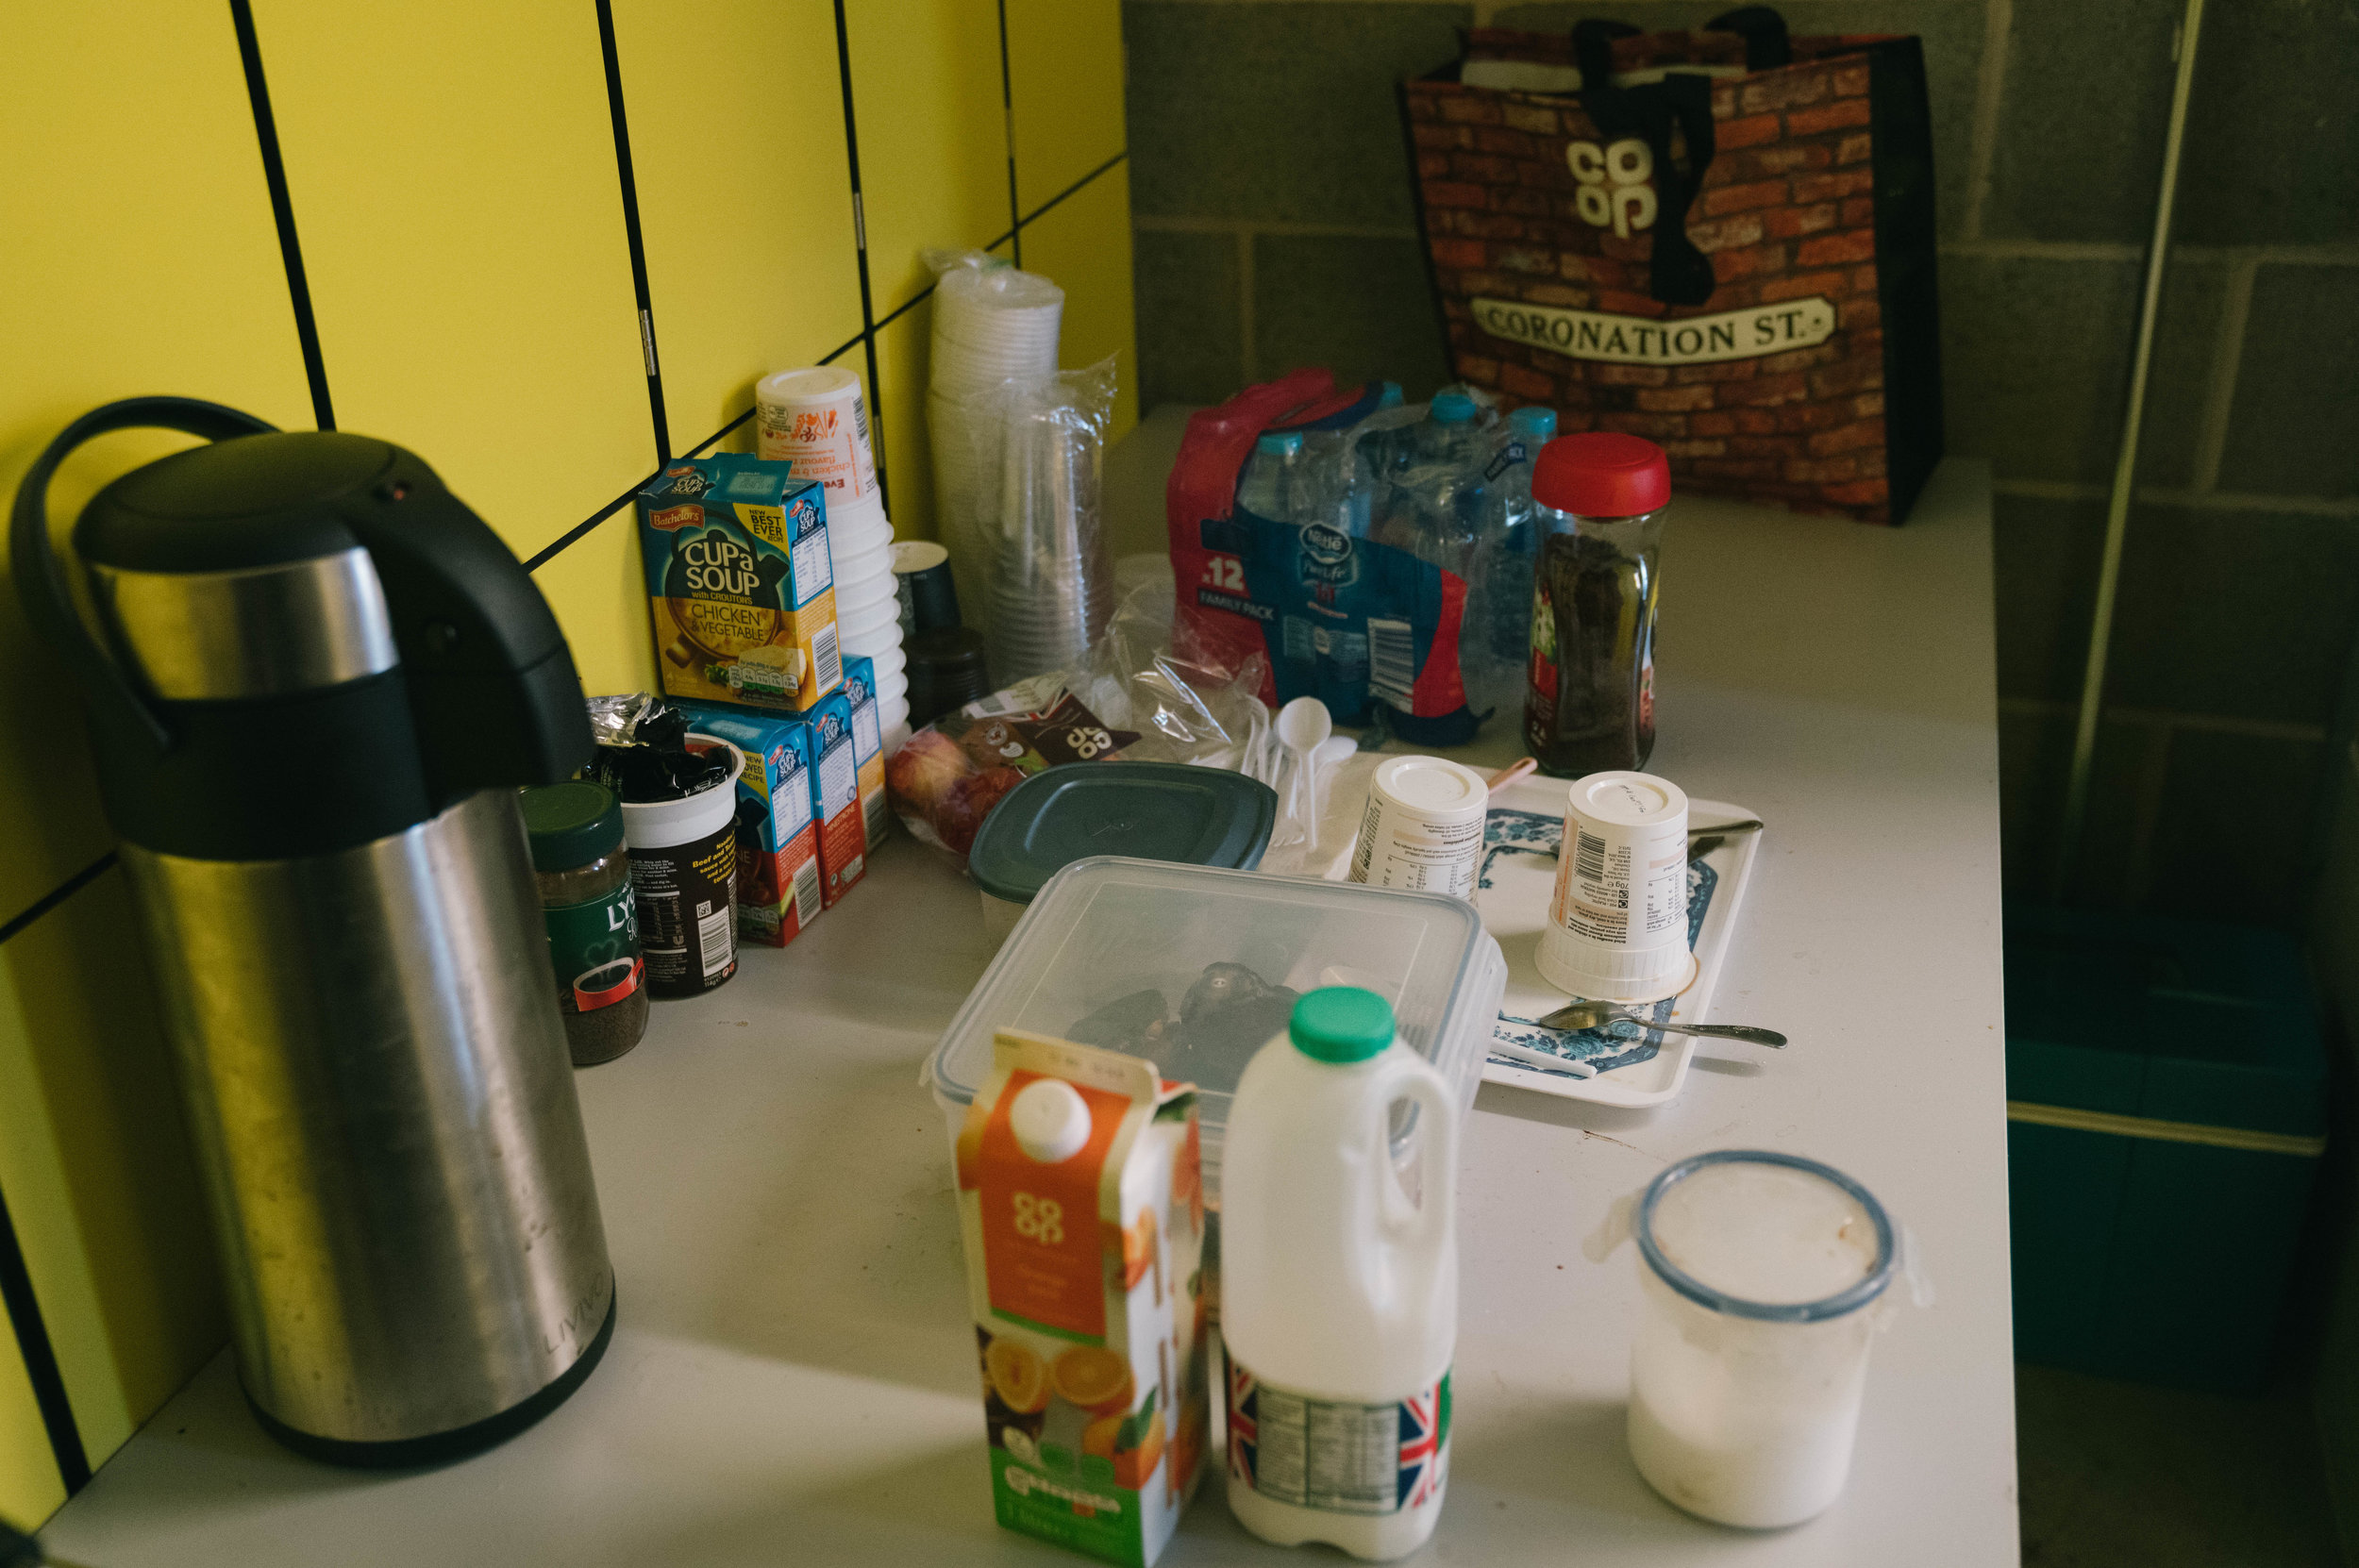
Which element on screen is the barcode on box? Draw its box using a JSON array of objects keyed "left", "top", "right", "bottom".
[
  {"left": 792, "top": 858, "right": 821, "bottom": 929},
  {"left": 1366, "top": 617, "right": 1414, "bottom": 709},
  {"left": 1351, "top": 794, "right": 1384, "bottom": 880},
  {"left": 811, "top": 623, "right": 842, "bottom": 696},
  {"left": 862, "top": 789, "right": 890, "bottom": 849},
  {"left": 696, "top": 907, "right": 733, "bottom": 978},
  {"left": 1574, "top": 830, "right": 1608, "bottom": 884}
]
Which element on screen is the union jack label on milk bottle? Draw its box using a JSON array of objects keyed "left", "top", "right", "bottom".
[{"left": 1226, "top": 1359, "right": 1450, "bottom": 1517}]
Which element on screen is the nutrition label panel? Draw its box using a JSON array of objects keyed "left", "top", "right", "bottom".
[{"left": 1246, "top": 1384, "right": 1398, "bottom": 1515}]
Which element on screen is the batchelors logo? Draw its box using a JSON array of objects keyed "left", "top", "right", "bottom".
[{"left": 649, "top": 504, "right": 703, "bottom": 531}]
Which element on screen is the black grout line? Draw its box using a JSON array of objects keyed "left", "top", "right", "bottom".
[
  {"left": 997, "top": 0, "right": 1021, "bottom": 270},
  {"left": 0, "top": 1176, "right": 87, "bottom": 1495},
  {"left": 1018, "top": 150, "right": 1129, "bottom": 234},
  {"left": 594, "top": 0, "right": 672, "bottom": 463},
  {"left": 227, "top": 0, "right": 334, "bottom": 432},
  {"left": 0, "top": 850, "right": 113, "bottom": 1498},
  {"left": 522, "top": 481, "right": 644, "bottom": 575},
  {"left": 523, "top": 326, "right": 865, "bottom": 573},
  {"left": 830, "top": 0, "right": 889, "bottom": 517},
  {"left": 0, "top": 853, "right": 115, "bottom": 952},
  {"left": 874, "top": 284, "right": 938, "bottom": 337},
  {"left": 517, "top": 149, "right": 1126, "bottom": 580},
  {"left": 682, "top": 408, "right": 755, "bottom": 460}
]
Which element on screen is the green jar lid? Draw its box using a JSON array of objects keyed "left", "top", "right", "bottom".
[
  {"left": 1290, "top": 987, "right": 1397, "bottom": 1063},
  {"left": 519, "top": 781, "right": 624, "bottom": 872}
]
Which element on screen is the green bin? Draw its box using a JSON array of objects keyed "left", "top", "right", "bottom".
[{"left": 2004, "top": 905, "right": 2327, "bottom": 1393}]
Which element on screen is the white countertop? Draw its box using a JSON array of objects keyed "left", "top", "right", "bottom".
[{"left": 45, "top": 425, "right": 2014, "bottom": 1566}]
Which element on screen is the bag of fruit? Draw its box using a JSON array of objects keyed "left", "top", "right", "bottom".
[{"left": 886, "top": 585, "right": 1267, "bottom": 861}]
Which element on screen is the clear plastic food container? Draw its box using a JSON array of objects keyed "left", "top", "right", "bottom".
[{"left": 926, "top": 856, "right": 1506, "bottom": 1204}]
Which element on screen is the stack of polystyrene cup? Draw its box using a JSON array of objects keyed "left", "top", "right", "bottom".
[
  {"left": 927, "top": 261, "right": 1063, "bottom": 638},
  {"left": 757, "top": 365, "right": 908, "bottom": 732}
]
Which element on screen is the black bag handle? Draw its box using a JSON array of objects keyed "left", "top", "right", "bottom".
[
  {"left": 1573, "top": 20, "right": 1719, "bottom": 307},
  {"left": 1707, "top": 6, "right": 1793, "bottom": 71},
  {"left": 8, "top": 397, "right": 279, "bottom": 763}
]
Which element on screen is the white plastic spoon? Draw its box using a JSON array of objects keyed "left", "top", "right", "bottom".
[{"left": 1276, "top": 696, "right": 1333, "bottom": 849}]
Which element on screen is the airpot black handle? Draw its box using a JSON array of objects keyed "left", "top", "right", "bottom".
[{"left": 8, "top": 397, "right": 279, "bottom": 765}]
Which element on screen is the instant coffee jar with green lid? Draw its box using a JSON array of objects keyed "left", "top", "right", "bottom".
[{"left": 521, "top": 781, "right": 649, "bottom": 1066}]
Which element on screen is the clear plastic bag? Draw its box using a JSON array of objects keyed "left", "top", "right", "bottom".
[{"left": 884, "top": 579, "right": 1269, "bottom": 862}]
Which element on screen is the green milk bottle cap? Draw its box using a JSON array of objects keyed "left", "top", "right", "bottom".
[{"left": 1289, "top": 987, "right": 1397, "bottom": 1063}]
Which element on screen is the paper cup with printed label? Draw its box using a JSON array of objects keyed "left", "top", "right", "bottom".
[
  {"left": 1536, "top": 771, "right": 1692, "bottom": 1004},
  {"left": 756, "top": 366, "right": 878, "bottom": 508},
  {"left": 1347, "top": 755, "right": 1490, "bottom": 901}
]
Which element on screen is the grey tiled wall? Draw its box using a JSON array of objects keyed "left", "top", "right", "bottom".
[{"left": 1124, "top": 0, "right": 2359, "bottom": 926}]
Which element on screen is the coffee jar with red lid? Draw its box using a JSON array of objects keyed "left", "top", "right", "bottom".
[{"left": 1523, "top": 432, "right": 1671, "bottom": 776}]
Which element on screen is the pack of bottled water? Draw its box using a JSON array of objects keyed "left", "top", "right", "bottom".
[{"left": 1174, "top": 372, "right": 1554, "bottom": 744}]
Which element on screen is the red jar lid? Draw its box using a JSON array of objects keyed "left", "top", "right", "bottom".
[{"left": 1531, "top": 431, "right": 1671, "bottom": 517}]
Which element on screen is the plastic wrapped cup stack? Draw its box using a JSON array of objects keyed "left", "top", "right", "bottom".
[{"left": 927, "top": 259, "right": 1064, "bottom": 636}]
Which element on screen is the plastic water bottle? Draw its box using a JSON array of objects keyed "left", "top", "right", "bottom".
[
  {"left": 1238, "top": 429, "right": 1310, "bottom": 525},
  {"left": 1469, "top": 406, "right": 1559, "bottom": 714},
  {"left": 1394, "top": 391, "right": 1488, "bottom": 575},
  {"left": 1221, "top": 988, "right": 1459, "bottom": 1560}
]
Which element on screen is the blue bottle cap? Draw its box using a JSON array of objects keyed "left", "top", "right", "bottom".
[
  {"left": 1430, "top": 392, "right": 1477, "bottom": 425},
  {"left": 1510, "top": 406, "right": 1559, "bottom": 441},
  {"left": 1256, "top": 430, "right": 1304, "bottom": 456}
]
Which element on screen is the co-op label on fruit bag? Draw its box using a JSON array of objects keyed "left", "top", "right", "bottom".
[
  {"left": 1226, "top": 1359, "right": 1450, "bottom": 1518},
  {"left": 957, "top": 1031, "right": 1208, "bottom": 1568}
]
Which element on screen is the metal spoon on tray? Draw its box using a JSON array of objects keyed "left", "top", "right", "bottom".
[{"left": 1535, "top": 999, "right": 1788, "bottom": 1048}]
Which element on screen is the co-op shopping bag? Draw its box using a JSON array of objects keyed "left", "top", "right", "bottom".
[
  {"left": 1403, "top": 9, "right": 1942, "bottom": 523},
  {"left": 1169, "top": 368, "right": 1484, "bottom": 745}
]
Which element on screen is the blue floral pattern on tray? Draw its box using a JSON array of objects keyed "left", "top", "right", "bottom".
[{"left": 1481, "top": 807, "right": 1718, "bottom": 1078}]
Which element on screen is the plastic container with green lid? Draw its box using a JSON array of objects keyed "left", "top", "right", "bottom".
[
  {"left": 966, "top": 761, "right": 1278, "bottom": 946},
  {"left": 519, "top": 781, "right": 647, "bottom": 1066}
]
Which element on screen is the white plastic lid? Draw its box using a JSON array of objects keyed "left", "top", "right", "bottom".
[
  {"left": 892, "top": 540, "right": 949, "bottom": 574},
  {"left": 1374, "top": 755, "right": 1489, "bottom": 822},
  {"left": 1570, "top": 770, "right": 1688, "bottom": 832},
  {"left": 757, "top": 365, "right": 863, "bottom": 409},
  {"left": 1637, "top": 1151, "right": 1895, "bottom": 1321},
  {"left": 1009, "top": 1078, "right": 1092, "bottom": 1164}
]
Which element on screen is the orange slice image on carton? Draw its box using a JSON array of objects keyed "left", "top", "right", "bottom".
[
  {"left": 1053, "top": 1345, "right": 1134, "bottom": 1417},
  {"left": 1121, "top": 1209, "right": 1162, "bottom": 1296},
  {"left": 985, "top": 1338, "right": 1051, "bottom": 1414}
]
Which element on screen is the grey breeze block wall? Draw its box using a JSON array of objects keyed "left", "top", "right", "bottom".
[{"left": 1123, "top": 0, "right": 2359, "bottom": 926}]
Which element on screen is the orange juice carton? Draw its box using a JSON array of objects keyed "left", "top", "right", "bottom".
[
  {"left": 841, "top": 654, "right": 889, "bottom": 851},
  {"left": 673, "top": 705, "right": 822, "bottom": 947},
  {"left": 776, "top": 691, "right": 866, "bottom": 907},
  {"left": 957, "top": 1031, "right": 1208, "bottom": 1566},
  {"left": 637, "top": 455, "right": 842, "bottom": 711}
]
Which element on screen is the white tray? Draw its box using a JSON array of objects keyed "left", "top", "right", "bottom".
[{"left": 1475, "top": 776, "right": 1761, "bottom": 1108}]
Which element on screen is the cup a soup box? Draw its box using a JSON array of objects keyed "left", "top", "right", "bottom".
[
  {"left": 778, "top": 691, "right": 866, "bottom": 907},
  {"left": 956, "top": 1031, "right": 1208, "bottom": 1567},
  {"left": 637, "top": 455, "right": 841, "bottom": 711},
  {"left": 842, "top": 654, "right": 889, "bottom": 851},
  {"left": 674, "top": 705, "right": 822, "bottom": 947}
]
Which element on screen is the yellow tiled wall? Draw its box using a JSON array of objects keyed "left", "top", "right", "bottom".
[{"left": 0, "top": 0, "right": 1130, "bottom": 1526}]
